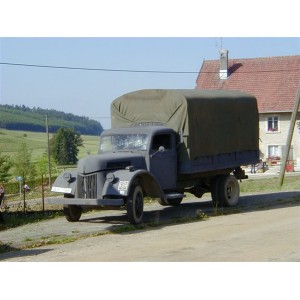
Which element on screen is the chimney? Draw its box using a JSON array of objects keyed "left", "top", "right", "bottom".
[{"left": 219, "top": 49, "right": 229, "bottom": 79}]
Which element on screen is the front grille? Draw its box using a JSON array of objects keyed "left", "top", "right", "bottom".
[{"left": 78, "top": 174, "right": 97, "bottom": 198}]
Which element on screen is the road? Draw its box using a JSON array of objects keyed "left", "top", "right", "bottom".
[{"left": 0, "top": 191, "right": 299, "bottom": 262}]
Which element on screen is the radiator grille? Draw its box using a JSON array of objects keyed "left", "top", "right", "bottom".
[{"left": 78, "top": 174, "right": 97, "bottom": 198}]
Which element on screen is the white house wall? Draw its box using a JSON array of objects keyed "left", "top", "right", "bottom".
[{"left": 259, "top": 112, "right": 300, "bottom": 163}]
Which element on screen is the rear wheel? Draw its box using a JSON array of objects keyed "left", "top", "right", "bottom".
[
  {"left": 63, "top": 205, "right": 83, "bottom": 222},
  {"left": 219, "top": 175, "right": 240, "bottom": 207},
  {"left": 211, "top": 175, "right": 240, "bottom": 207},
  {"left": 127, "top": 185, "right": 144, "bottom": 224},
  {"left": 211, "top": 175, "right": 223, "bottom": 207}
]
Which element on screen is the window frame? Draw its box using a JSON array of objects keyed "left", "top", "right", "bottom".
[
  {"left": 268, "top": 145, "right": 281, "bottom": 160},
  {"left": 267, "top": 115, "right": 279, "bottom": 133},
  {"left": 151, "top": 133, "right": 173, "bottom": 152}
]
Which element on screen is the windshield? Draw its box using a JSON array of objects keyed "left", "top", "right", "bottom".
[{"left": 99, "top": 134, "right": 149, "bottom": 153}]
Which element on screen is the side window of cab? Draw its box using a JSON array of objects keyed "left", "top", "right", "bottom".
[{"left": 151, "top": 134, "right": 172, "bottom": 151}]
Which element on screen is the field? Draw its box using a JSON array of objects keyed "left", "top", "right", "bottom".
[{"left": 0, "top": 128, "right": 100, "bottom": 161}]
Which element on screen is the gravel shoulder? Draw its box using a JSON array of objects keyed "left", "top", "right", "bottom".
[
  {"left": 0, "top": 190, "right": 299, "bottom": 261},
  {"left": 1, "top": 201, "right": 299, "bottom": 262}
]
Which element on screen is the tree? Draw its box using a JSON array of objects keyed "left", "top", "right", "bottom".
[
  {"left": 0, "top": 148, "right": 12, "bottom": 183},
  {"left": 13, "top": 142, "right": 36, "bottom": 182},
  {"left": 36, "top": 154, "right": 57, "bottom": 179},
  {"left": 51, "top": 128, "right": 83, "bottom": 165}
]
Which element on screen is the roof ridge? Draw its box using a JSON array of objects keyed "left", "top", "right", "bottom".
[{"left": 203, "top": 54, "right": 300, "bottom": 62}]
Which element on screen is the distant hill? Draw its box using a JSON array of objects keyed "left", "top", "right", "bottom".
[{"left": 0, "top": 104, "right": 103, "bottom": 135}]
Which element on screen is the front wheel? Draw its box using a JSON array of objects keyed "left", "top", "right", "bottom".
[
  {"left": 126, "top": 185, "right": 144, "bottom": 224},
  {"left": 63, "top": 205, "right": 83, "bottom": 222}
]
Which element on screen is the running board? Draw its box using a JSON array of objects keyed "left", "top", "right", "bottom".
[{"left": 165, "top": 193, "right": 185, "bottom": 200}]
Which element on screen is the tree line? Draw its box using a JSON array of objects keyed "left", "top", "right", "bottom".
[
  {"left": 0, "top": 128, "right": 86, "bottom": 191},
  {"left": 0, "top": 104, "right": 104, "bottom": 135}
]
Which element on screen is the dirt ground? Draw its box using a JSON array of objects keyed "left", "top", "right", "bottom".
[{"left": 0, "top": 191, "right": 299, "bottom": 262}]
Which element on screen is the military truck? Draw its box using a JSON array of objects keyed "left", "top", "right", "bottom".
[{"left": 48, "top": 89, "right": 259, "bottom": 224}]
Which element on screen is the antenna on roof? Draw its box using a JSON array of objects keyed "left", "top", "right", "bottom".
[{"left": 214, "top": 37, "right": 223, "bottom": 52}]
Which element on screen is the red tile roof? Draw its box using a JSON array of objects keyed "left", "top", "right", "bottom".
[{"left": 196, "top": 55, "right": 300, "bottom": 113}]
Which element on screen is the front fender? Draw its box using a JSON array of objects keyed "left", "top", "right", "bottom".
[
  {"left": 51, "top": 170, "right": 77, "bottom": 196},
  {"left": 102, "top": 169, "right": 164, "bottom": 199}
]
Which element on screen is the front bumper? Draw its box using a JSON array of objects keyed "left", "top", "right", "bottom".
[{"left": 46, "top": 197, "right": 125, "bottom": 207}]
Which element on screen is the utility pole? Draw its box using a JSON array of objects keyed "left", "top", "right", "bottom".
[
  {"left": 46, "top": 114, "right": 52, "bottom": 187},
  {"left": 279, "top": 82, "right": 300, "bottom": 186}
]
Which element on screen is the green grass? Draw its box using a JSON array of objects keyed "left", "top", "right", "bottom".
[
  {"left": 240, "top": 175, "right": 300, "bottom": 192},
  {"left": 0, "top": 128, "right": 100, "bottom": 161}
]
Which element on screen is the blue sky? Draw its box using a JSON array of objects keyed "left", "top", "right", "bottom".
[
  {"left": 0, "top": 1, "right": 299, "bottom": 129},
  {"left": 1, "top": 37, "right": 299, "bottom": 129}
]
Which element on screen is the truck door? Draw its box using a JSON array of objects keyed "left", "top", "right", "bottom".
[{"left": 150, "top": 133, "right": 177, "bottom": 190}]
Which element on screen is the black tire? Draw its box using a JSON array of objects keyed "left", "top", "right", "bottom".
[
  {"left": 127, "top": 185, "right": 144, "bottom": 224},
  {"left": 211, "top": 175, "right": 223, "bottom": 207},
  {"left": 218, "top": 175, "right": 240, "bottom": 207},
  {"left": 63, "top": 205, "right": 83, "bottom": 222}
]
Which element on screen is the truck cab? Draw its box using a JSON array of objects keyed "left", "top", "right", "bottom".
[{"left": 99, "top": 126, "right": 178, "bottom": 189}]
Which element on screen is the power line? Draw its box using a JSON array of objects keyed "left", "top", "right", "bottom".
[
  {"left": 0, "top": 62, "right": 198, "bottom": 74},
  {"left": 1, "top": 61, "right": 299, "bottom": 74}
]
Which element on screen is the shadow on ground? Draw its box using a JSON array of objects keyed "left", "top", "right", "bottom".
[
  {"left": 80, "top": 191, "right": 300, "bottom": 225},
  {"left": 0, "top": 246, "right": 52, "bottom": 261}
]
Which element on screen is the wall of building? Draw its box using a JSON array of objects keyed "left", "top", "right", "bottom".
[{"left": 259, "top": 112, "right": 300, "bottom": 163}]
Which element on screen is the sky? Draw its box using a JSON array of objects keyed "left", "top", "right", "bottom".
[
  {"left": 0, "top": 1, "right": 299, "bottom": 129},
  {"left": 1, "top": 37, "right": 299, "bottom": 129}
]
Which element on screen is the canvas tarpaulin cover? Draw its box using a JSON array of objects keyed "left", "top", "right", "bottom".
[{"left": 111, "top": 89, "right": 259, "bottom": 162}]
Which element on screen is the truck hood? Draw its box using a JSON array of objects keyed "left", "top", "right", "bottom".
[{"left": 77, "top": 152, "right": 147, "bottom": 174}]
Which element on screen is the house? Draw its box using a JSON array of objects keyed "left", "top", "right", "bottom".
[{"left": 196, "top": 51, "right": 300, "bottom": 167}]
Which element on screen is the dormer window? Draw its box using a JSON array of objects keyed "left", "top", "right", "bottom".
[{"left": 267, "top": 116, "right": 279, "bottom": 132}]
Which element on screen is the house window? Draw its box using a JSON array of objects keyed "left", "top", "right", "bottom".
[
  {"left": 267, "top": 116, "right": 279, "bottom": 132},
  {"left": 268, "top": 145, "right": 280, "bottom": 159}
]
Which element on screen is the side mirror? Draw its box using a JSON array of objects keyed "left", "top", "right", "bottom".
[{"left": 150, "top": 146, "right": 165, "bottom": 158}]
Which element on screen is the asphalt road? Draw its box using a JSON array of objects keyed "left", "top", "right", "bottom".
[{"left": 0, "top": 190, "right": 299, "bottom": 262}]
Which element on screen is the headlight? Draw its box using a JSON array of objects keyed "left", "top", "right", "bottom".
[
  {"left": 106, "top": 172, "right": 115, "bottom": 183},
  {"left": 63, "top": 172, "right": 72, "bottom": 182}
]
